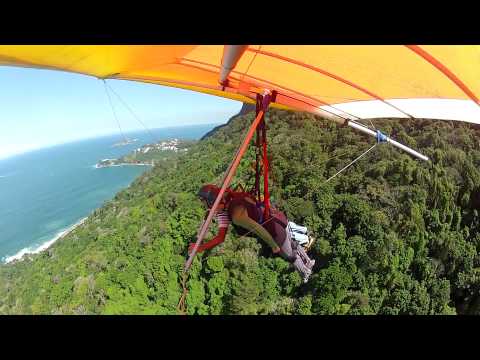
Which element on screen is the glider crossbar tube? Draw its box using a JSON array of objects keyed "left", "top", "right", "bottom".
[
  {"left": 348, "top": 121, "right": 429, "bottom": 161},
  {"left": 184, "top": 91, "right": 273, "bottom": 273}
]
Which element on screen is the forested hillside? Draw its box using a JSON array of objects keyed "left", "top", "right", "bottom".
[{"left": 1, "top": 108, "right": 479, "bottom": 315}]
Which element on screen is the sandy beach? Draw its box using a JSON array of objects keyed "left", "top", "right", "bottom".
[
  {"left": 94, "top": 163, "right": 153, "bottom": 169},
  {"left": 2, "top": 217, "right": 88, "bottom": 264}
]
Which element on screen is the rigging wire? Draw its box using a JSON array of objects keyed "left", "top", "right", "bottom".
[
  {"left": 104, "top": 81, "right": 160, "bottom": 145},
  {"left": 299, "top": 148, "right": 360, "bottom": 174},
  {"left": 325, "top": 143, "right": 378, "bottom": 183},
  {"left": 103, "top": 79, "right": 128, "bottom": 143},
  {"left": 241, "top": 45, "right": 262, "bottom": 81}
]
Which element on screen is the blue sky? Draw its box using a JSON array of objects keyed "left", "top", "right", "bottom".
[{"left": 0, "top": 66, "right": 242, "bottom": 160}]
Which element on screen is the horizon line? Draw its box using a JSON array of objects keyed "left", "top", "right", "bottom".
[{"left": 0, "top": 122, "right": 224, "bottom": 162}]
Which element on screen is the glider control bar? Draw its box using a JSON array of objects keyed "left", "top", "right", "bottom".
[
  {"left": 348, "top": 120, "right": 429, "bottom": 161},
  {"left": 184, "top": 90, "right": 273, "bottom": 273}
]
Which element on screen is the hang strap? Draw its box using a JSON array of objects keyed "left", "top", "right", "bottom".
[
  {"left": 251, "top": 91, "right": 276, "bottom": 220},
  {"left": 261, "top": 118, "right": 270, "bottom": 219}
]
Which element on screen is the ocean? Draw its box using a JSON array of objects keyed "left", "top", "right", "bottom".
[{"left": 0, "top": 124, "right": 216, "bottom": 263}]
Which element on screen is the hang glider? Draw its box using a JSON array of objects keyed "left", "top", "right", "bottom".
[
  {"left": 3, "top": 45, "right": 479, "bottom": 306},
  {"left": 0, "top": 45, "right": 479, "bottom": 122},
  {"left": 1, "top": 45, "right": 479, "bottom": 159}
]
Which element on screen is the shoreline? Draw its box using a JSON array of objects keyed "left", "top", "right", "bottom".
[
  {"left": 95, "top": 163, "right": 153, "bottom": 169},
  {"left": 2, "top": 217, "right": 88, "bottom": 265}
]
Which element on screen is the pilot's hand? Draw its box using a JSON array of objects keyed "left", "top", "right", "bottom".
[
  {"left": 272, "top": 246, "right": 281, "bottom": 254},
  {"left": 188, "top": 243, "right": 202, "bottom": 255}
]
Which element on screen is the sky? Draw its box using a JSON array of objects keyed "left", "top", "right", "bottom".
[
  {"left": 0, "top": 66, "right": 242, "bottom": 160},
  {"left": 3, "top": 65, "right": 479, "bottom": 162}
]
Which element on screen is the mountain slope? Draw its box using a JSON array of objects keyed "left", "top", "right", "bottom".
[
  {"left": 200, "top": 102, "right": 255, "bottom": 141},
  {"left": 0, "top": 109, "right": 479, "bottom": 315}
]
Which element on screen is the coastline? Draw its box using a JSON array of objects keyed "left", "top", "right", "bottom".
[
  {"left": 2, "top": 217, "right": 88, "bottom": 265},
  {"left": 95, "top": 163, "right": 153, "bottom": 169}
]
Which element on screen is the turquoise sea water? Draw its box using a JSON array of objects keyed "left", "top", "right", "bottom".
[{"left": 0, "top": 124, "right": 216, "bottom": 262}]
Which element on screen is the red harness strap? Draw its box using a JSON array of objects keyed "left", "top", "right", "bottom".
[
  {"left": 254, "top": 95, "right": 262, "bottom": 202},
  {"left": 251, "top": 91, "right": 277, "bottom": 220},
  {"left": 261, "top": 119, "right": 270, "bottom": 219}
]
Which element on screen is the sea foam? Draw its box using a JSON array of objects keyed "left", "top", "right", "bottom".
[{"left": 2, "top": 217, "right": 87, "bottom": 264}]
